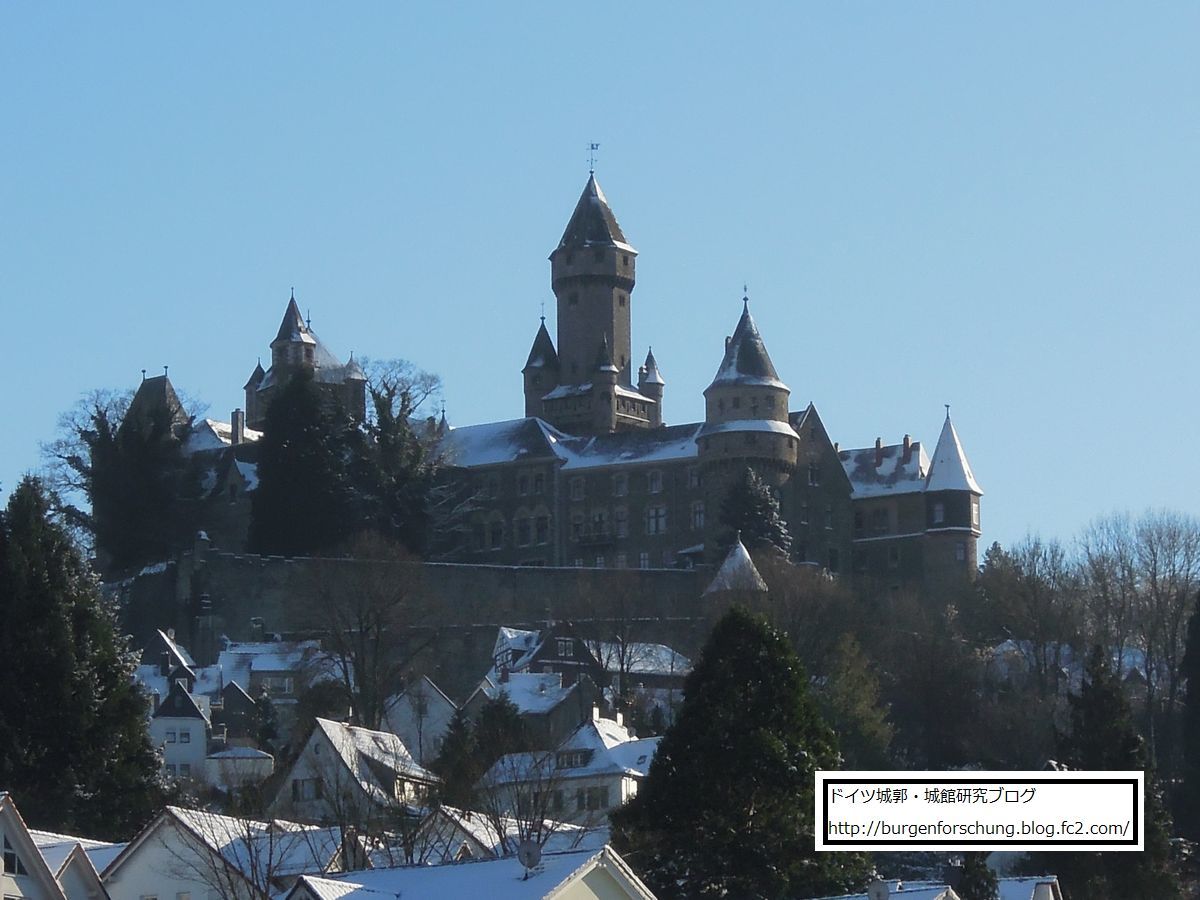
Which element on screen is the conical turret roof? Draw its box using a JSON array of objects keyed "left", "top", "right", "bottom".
[
  {"left": 523, "top": 319, "right": 559, "bottom": 371},
  {"left": 703, "top": 536, "right": 768, "bottom": 595},
  {"left": 706, "top": 299, "right": 787, "bottom": 392},
  {"left": 926, "top": 412, "right": 983, "bottom": 494},
  {"left": 556, "top": 174, "right": 631, "bottom": 250},
  {"left": 243, "top": 361, "right": 265, "bottom": 390},
  {"left": 641, "top": 347, "right": 665, "bottom": 385},
  {"left": 272, "top": 297, "right": 315, "bottom": 346},
  {"left": 594, "top": 334, "right": 619, "bottom": 373}
]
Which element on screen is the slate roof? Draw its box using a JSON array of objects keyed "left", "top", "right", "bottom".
[
  {"left": 122, "top": 374, "right": 190, "bottom": 436},
  {"left": 523, "top": 320, "right": 559, "bottom": 371},
  {"left": 706, "top": 299, "right": 788, "bottom": 392},
  {"left": 556, "top": 174, "right": 631, "bottom": 250},
  {"left": 926, "top": 412, "right": 983, "bottom": 494},
  {"left": 640, "top": 347, "right": 665, "bottom": 385},
  {"left": 838, "top": 440, "right": 930, "bottom": 499},
  {"left": 273, "top": 297, "right": 317, "bottom": 346}
]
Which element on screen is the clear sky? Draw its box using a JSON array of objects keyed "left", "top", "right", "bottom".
[{"left": 2, "top": 3, "right": 1197, "bottom": 552}]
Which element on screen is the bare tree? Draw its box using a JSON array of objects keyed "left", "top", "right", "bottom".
[{"left": 1079, "top": 513, "right": 1141, "bottom": 666}]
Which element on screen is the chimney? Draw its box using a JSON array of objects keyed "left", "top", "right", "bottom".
[
  {"left": 160, "top": 651, "right": 171, "bottom": 676},
  {"left": 615, "top": 710, "right": 624, "bottom": 728},
  {"left": 874, "top": 437, "right": 883, "bottom": 468},
  {"left": 231, "top": 409, "right": 245, "bottom": 445},
  {"left": 151, "top": 691, "right": 160, "bottom": 713},
  {"left": 249, "top": 617, "right": 265, "bottom": 642},
  {"left": 499, "top": 666, "right": 510, "bottom": 684},
  {"left": 592, "top": 705, "right": 602, "bottom": 721},
  {"left": 724, "top": 336, "right": 731, "bottom": 352},
  {"left": 902, "top": 434, "right": 912, "bottom": 464}
]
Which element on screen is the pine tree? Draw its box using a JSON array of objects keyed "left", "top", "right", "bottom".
[
  {"left": 431, "top": 708, "right": 478, "bottom": 809},
  {"left": 718, "top": 466, "right": 792, "bottom": 557},
  {"left": 0, "top": 476, "right": 163, "bottom": 839},
  {"left": 816, "top": 633, "right": 894, "bottom": 769},
  {"left": 957, "top": 853, "right": 999, "bottom": 900},
  {"left": 248, "top": 371, "right": 353, "bottom": 556},
  {"left": 611, "top": 606, "right": 870, "bottom": 899},
  {"left": 1038, "top": 646, "right": 1180, "bottom": 899}
]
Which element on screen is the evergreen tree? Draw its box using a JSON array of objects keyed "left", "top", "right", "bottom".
[
  {"left": 0, "top": 477, "right": 162, "bottom": 839},
  {"left": 718, "top": 467, "right": 792, "bottom": 557},
  {"left": 957, "top": 853, "right": 999, "bottom": 900},
  {"left": 816, "top": 633, "right": 894, "bottom": 769},
  {"left": 248, "top": 371, "right": 353, "bottom": 556},
  {"left": 473, "top": 693, "right": 530, "bottom": 768},
  {"left": 431, "top": 708, "right": 478, "bottom": 809},
  {"left": 611, "top": 606, "right": 870, "bottom": 899},
  {"left": 256, "top": 689, "right": 279, "bottom": 753},
  {"left": 1037, "top": 646, "right": 1179, "bottom": 900},
  {"left": 1178, "top": 592, "right": 1200, "bottom": 841}
]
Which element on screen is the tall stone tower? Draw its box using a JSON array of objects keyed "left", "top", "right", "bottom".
[
  {"left": 923, "top": 410, "right": 983, "bottom": 582},
  {"left": 698, "top": 298, "right": 799, "bottom": 560},
  {"left": 550, "top": 174, "right": 637, "bottom": 385},
  {"left": 524, "top": 175, "right": 664, "bottom": 435}
]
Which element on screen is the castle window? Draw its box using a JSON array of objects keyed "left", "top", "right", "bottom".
[
  {"left": 535, "top": 515, "right": 549, "bottom": 544},
  {"left": 574, "top": 558, "right": 584, "bottom": 567},
  {"left": 807, "top": 464, "right": 821, "bottom": 486},
  {"left": 534, "top": 473, "right": 545, "bottom": 494},
  {"left": 646, "top": 504, "right": 668, "bottom": 535},
  {"left": 623, "top": 254, "right": 630, "bottom": 266},
  {"left": 517, "top": 518, "right": 532, "bottom": 546},
  {"left": 592, "top": 509, "right": 609, "bottom": 536},
  {"left": 933, "top": 502, "right": 945, "bottom": 525},
  {"left": 570, "top": 477, "right": 585, "bottom": 501},
  {"left": 613, "top": 473, "right": 628, "bottom": 497},
  {"left": 648, "top": 470, "right": 663, "bottom": 493},
  {"left": 639, "top": 552, "right": 650, "bottom": 569},
  {"left": 691, "top": 501, "right": 705, "bottom": 531},
  {"left": 614, "top": 506, "right": 629, "bottom": 538},
  {"left": 619, "top": 294, "right": 626, "bottom": 307},
  {"left": 956, "top": 541, "right": 968, "bottom": 562},
  {"left": 972, "top": 499, "right": 980, "bottom": 528},
  {"left": 571, "top": 513, "right": 584, "bottom": 540},
  {"left": 688, "top": 466, "right": 700, "bottom": 489},
  {"left": 304, "top": 346, "right": 314, "bottom": 363},
  {"left": 595, "top": 555, "right": 605, "bottom": 567},
  {"left": 518, "top": 475, "right": 529, "bottom": 496},
  {"left": 489, "top": 521, "right": 504, "bottom": 549},
  {"left": 766, "top": 396, "right": 775, "bottom": 408},
  {"left": 615, "top": 552, "right": 627, "bottom": 568}
]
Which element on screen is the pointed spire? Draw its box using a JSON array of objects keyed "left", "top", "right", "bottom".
[
  {"left": 243, "top": 360, "right": 266, "bottom": 390},
  {"left": 641, "top": 346, "right": 665, "bottom": 385},
  {"left": 523, "top": 319, "right": 559, "bottom": 371},
  {"left": 926, "top": 410, "right": 983, "bottom": 494},
  {"left": 594, "top": 334, "right": 619, "bottom": 373},
  {"left": 703, "top": 535, "right": 768, "bottom": 595},
  {"left": 707, "top": 297, "right": 787, "bottom": 391},
  {"left": 272, "top": 294, "right": 311, "bottom": 346},
  {"left": 557, "top": 174, "right": 630, "bottom": 249}
]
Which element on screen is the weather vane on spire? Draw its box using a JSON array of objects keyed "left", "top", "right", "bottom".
[{"left": 588, "top": 142, "right": 600, "bottom": 175}]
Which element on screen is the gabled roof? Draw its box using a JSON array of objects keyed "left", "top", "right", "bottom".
[
  {"left": 0, "top": 794, "right": 70, "bottom": 900},
  {"left": 523, "top": 320, "right": 559, "bottom": 371},
  {"left": 417, "top": 806, "right": 604, "bottom": 862},
  {"left": 555, "top": 174, "right": 632, "bottom": 251},
  {"left": 703, "top": 537, "right": 768, "bottom": 595},
  {"left": 440, "top": 417, "right": 572, "bottom": 468},
  {"left": 153, "top": 678, "right": 209, "bottom": 721},
  {"left": 706, "top": 299, "right": 787, "bottom": 392},
  {"left": 925, "top": 412, "right": 983, "bottom": 494},
  {"left": 470, "top": 672, "right": 579, "bottom": 717},
  {"left": 483, "top": 717, "right": 659, "bottom": 785},
  {"left": 312, "top": 718, "right": 437, "bottom": 805}
]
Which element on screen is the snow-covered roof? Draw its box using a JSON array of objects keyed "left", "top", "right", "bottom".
[
  {"left": 589, "top": 641, "right": 691, "bottom": 677},
  {"left": 441, "top": 418, "right": 570, "bottom": 468},
  {"left": 294, "top": 846, "right": 651, "bottom": 900},
  {"left": 697, "top": 417, "right": 797, "bottom": 438},
  {"left": 925, "top": 413, "right": 983, "bottom": 494},
  {"left": 810, "top": 881, "right": 955, "bottom": 900},
  {"left": 703, "top": 538, "right": 768, "bottom": 594},
  {"left": 28, "top": 830, "right": 123, "bottom": 877},
  {"left": 313, "top": 718, "right": 436, "bottom": 804},
  {"left": 706, "top": 300, "right": 788, "bottom": 392},
  {"left": 419, "top": 807, "right": 606, "bottom": 862},
  {"left": 183, "top": 419, "right": 263, "bottom": 455},
  {"left": 997, "top": 875, "right": 1062, "bottom": 900},
  {"left": 475, "top": 672, "right": 579, "bottom": 716},
  {"left": 208, "top": 746, "right": 273, "bottom": 760},
  {"left": 557, "top": 174, "right": 632, "bottom": 250},
  {"left": 492, "top": 626, "right": 543, "bottom": 672},
  {"left": 839, "top": 440, "right": 930, "bottom": 499},
  {"left": 484, "top": 718, "right": 660, "bottom": 785},
  {"left": 169, "top": 807, "right": 343, "bottom": 878},
  {"left": 557, "top": 423, "right": 701, "bottom": 470}
]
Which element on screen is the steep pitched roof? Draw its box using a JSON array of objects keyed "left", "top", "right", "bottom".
[
  {"left": 244, "top": 361, "right": 265, "bottom": 390},
  {"left": 122, "top": 373, "right": 190, "bottom": 437},
  {"left": 523, "top": 320, "right": 559, "bottom": 371},
  {"left": 273, "top": 297, "right": 316, "bottom": 346},
  {"left": 594, "top": 334, "right": 619, "bottom": 373},
  {"left": 706, "top": 299, "right": 787, "bottom": 392},
  {"left": 839, "top": 440, "right": 930, "bottom": 499},
  {"left": 703, "top": 537, "right": 768, "bottom": 595},
  {"left": 556, "top": 175, "right": 631, "bottom": 250},
  {"left": 925, "top": 412, "right": 983, "bottom": 494},
  {"left": 640, "top": 347, "right": 665, "bottom": 385},
  {"left": 313, "top": 718, "right": 436, "bottom": 804}
]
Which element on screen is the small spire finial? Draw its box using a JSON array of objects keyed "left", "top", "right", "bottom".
[
  {"left": 306, "top": 308, "right": 312, "bottom": 330},
  {"left": 290, "top": 286, "right": 295, "bottom": 302},
  {"left": 540, "top": 300, "right": 545, "bottom": 323},
  {"left": 588, "top": 142, "right": 599, "bottom": 175},
  {"left": 163, "top": 365, "right": 169, "bottom": 377},
  {"left": 141, "top": 368, "right": 146, "bottom": 381},
  {"left": 945, "top": 403, "right": 951, "bottom": 418}
]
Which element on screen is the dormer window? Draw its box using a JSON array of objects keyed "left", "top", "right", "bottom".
[{"left": 4, "top": 836, "right": 29, "bottom": 875}]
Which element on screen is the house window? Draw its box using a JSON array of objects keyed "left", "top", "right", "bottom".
[
  {"left": 179, "top": 764, "right": 191, "bottom": 777},
  {"left": 808, "top": 464, "right": 820, "bottom": 486},
  {"left": 292, "top": 778, "right": 323, "bottom": 801},
  {"left": 614, "top": 506, "right": 629, "bottom": 538},
  {"left": 4, "top": 836, "right": 28, "bottom": 876},
  {"left": 691, "top": 501, "right": 705, "bottom": 531},
  {"left": 648, "top": 470, "right": 663, "bottom": 493},
  {"left": 687, "top": 466, "right": 701, "bottom": 489},
  {"left": 165, "top": 764, "right": 177, "bottom": 776},
  {"left": 166, "top": 730, "right": 177, "bottom": 743},
  {"left": 576, "top": 789, "right": 586, "bottom": 812},
  {"left": 933, "top": 502, "right": 945, "bottom": 525},
  {"left": 570, "top": 477, "right": 585, "bottom": 501},
  {"left": 956, "top": 541, "right": 967, "bottom": 562},
  {"left": 179, "top": 730, "right": 191, "bottom": 744},
  {"left": 639, "top": 552, "right": 650, "bottom": 569},
  {"left": 612, "top": 473, "right": 628, "bottom": 497},
  {"left": 533, "top": 472, "right": 545, "bottom": 494},
  {"left": 646, "top": 505, "right": 668, "bottom": 535},
  {"left": 556, "top": 638, "right": 574, "bottom": 658},
  {"left": 535, "top": 515, "right": 549, "bottom": 544},
  {"left": 586, "top": 786, "right": 610, "bottom": 810}
]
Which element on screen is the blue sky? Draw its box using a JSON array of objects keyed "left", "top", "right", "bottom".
[{"left": 2, "top": 4, "right": 1197, "bottom": 551}]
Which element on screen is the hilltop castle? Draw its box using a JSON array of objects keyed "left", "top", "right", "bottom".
[{"left": 125, "top": 174, "right": 982, "bottom": 590}]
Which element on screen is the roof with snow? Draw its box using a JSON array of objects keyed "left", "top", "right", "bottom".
[
  {"left": 810, "top": 881, "right": 956, "bottom": 900},
  {"left": 706, "top": 300, "right": 788, "bottom": 392},
  {"left": 483, "top": 718, "right": 660, "bottom": 785},
  {"left": 28, "top": 829, "right": 124, "bottom": 877},
  {"left": 590, "top": 640, "right": 691, "bottom": 677},
  {"left": 182, "top": 418, "right": 263, "bottom": 455},
  {"left": 839, "top": 440, "right": 931, "bottom": 499},
  {"left": 311, "top": 718, "right": 436, "bottom": 804},
  {"left": 997, "top": 875, "right": 1062, "bottom": 900},
  {"left": 258, "top": 297, "right": 361, "bottom": 390},
  {"left": 925, "top": 413, "right": 983, "bottom": 494},
  {"left": 703, "top": 537, "right": 768, "bottom": 594},
  {"left": 556, "top": 174, "right": 633, "bottom": 251},
  {"left": 473, "top": 672, "right": 580, "bottom": 716},
  {"left": 418, "top": 806, "right": 606, "bottom": 862},
  {"left": 640, "top": 347, "right": 665, "bottom": 385},
  {"left": 291, "top": 845, "right": 653, "bottom": 900},
  {"left": 523, "top": 320, "right": 559, "bottom": 371}
]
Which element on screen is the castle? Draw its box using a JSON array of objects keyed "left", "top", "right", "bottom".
[{"left": 121, "top": 173, "right": 982, "bottom": 591}]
